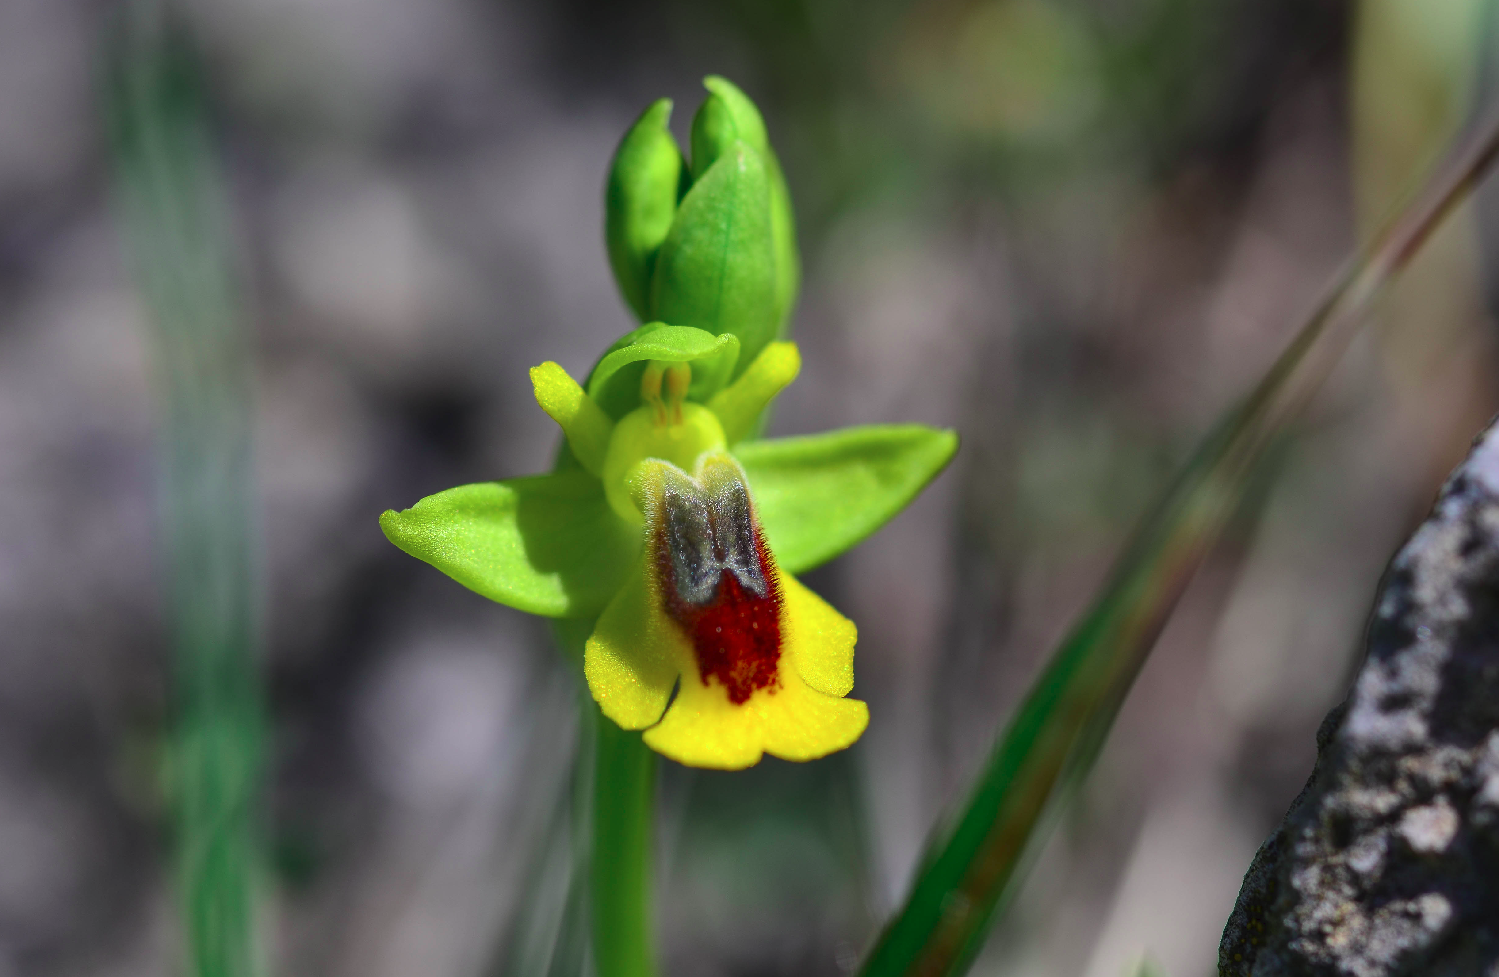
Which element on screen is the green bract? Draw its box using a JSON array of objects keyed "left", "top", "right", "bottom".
[{"left": 604, "top": 76, "right": 798, "bottom": 375}]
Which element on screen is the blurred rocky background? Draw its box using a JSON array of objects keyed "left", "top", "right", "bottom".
[{"left": 3, "top": 0, "right": 1499, "bottom": 975}]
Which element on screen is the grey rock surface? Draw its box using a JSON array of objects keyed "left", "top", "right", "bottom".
[{"left": 1220, "top": 420, "right": 1499, "bottom": 977}]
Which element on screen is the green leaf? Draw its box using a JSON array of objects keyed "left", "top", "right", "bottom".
[
  {"left": 380, "top": 471, "right": 638, "bottom": 618},
  {"left": 605, "top": 99, "right": 685, "bottom": 321},
  {"left": 649, "top": 141, "right": 778, "bottom": 374},
  {"left": 586, "top": 323, "right": 740, "bottom": 419},
  {"left": 736, "top": 425, "right": 958, "bottom": 575}
]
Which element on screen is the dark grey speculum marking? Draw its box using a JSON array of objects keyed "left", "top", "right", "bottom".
[{"left": 661, "top": 478, "right": 768, "bottom": 607}]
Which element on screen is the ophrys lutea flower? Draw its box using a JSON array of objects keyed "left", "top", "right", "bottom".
[
  {"left": 381, "top": 325, "right": 955, "bottom": 768},
  {"left": 381, "top": 76, "right": 955, "bottom": 769}
]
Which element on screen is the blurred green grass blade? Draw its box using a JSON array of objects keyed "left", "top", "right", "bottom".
[
  {"left": 859, "top": 110, "right": 1499, "bottom": 977},
  {"left": 106, "top": 7, "right": 263, "bottom": 977},
  {"left": 1128, "top": 957, "right": 1167, "bottom": 977},
  {"left": 549, "top": 674, "right": 597, "bottom": 977},
  {"left": 493, "top": 680, "right": 595, "bottom": 977}
]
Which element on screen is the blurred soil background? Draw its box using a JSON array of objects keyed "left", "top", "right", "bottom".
[{"left": 3, "top": 0, "right": 1499, "bottom": 975}]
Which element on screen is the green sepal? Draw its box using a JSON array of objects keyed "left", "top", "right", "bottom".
[
  {"left": 605, "top": 98, "right": 686, "bottom": 321},
  {"left": 736, "top": 425, "right": 959, "bottom": 574},
  {"left": 379, "top": 471, "right": 639, "bottom": 618},
  {"left": 586, "top": 323, "right": 740, "bottom": 419},
  {"left": 649, "top": 141, "right": 778, "bottom": 374}
]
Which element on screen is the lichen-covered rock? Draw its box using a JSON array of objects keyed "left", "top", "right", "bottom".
[{"left": 1220, "top": 420, "right": 1499, "bottom": 977}]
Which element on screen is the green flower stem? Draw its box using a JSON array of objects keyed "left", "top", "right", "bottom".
[{"left": 591, "top": 714, "right": 658, "bottom": 977}]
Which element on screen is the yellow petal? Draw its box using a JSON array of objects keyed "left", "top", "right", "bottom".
[
  {"left": 759, "top": 682, "right": 868, "bottom": 763},
  {"left": 583, "top": 561, "right": 681, "bottom": 730},
  {"left": 589, "top": 449, "right": 869, "bottom": 769},
  {"left": 644, "top": 555, "right": 866, "bottom": 769},
  {"left": 644, "top": 668, "right": 868, "bottom": 769},
  {"left": 779, "top": 569, "right": 856, "bottom": 697}
]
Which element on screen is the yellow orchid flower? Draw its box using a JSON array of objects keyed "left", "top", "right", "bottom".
[
  {"left": 382, "top": 77, "right": 954, "bottom": 771},
  {"left": 381, "top": 326, "right": 955, "bottom": 768}
]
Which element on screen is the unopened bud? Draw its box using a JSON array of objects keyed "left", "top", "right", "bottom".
[
  {"left": 605, "top": 99, "right": 686, "bottom": 321},
  {"left": 604, "top": 78, "right": 801, "bottom": 370}
]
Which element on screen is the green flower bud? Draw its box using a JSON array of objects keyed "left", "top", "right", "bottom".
[
  {"left": 603, "top": 78, "right": 801, "bottom": 372},
  {"left": 605, "top": 99, "right": 686, "bottom": 321},
  {"left": 687, "top": 77, "right": 800, "bottom": 342},
  {"left": 765, "top": 137, "right": 800, "bottom": 339},
  {"left": 689, "top": 76, "right": 771, "bottom": 178},
  {"left": 650, "top": 141, "right": 778, "bottom": 370}
]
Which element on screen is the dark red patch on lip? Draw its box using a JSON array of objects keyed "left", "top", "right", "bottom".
[{"left": 655, "top": 477, "right": 782, "bottom": 704}]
